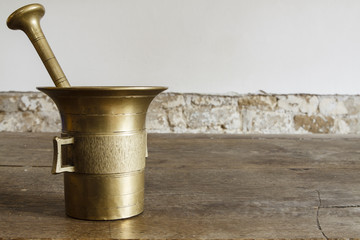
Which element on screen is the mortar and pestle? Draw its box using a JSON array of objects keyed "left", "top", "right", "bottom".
[{"left": 7, "top": 3, "right": 167, "bottom": 220}]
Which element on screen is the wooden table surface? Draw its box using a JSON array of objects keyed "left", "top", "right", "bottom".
[{"left": 1, "top": 133, "right": 360, "bottom": 239}]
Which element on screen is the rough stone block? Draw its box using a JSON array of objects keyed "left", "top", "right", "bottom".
[
  {"left": 0, "top": 94, "right": 18, "bottom": 112},
  {"left": 319, "top": 97, "right": 348, "bottom": 115},
  {"left": 167, "top": 107, "right": 187, "bottom": 132},
  {"left": 210, "top": 106, "right": 242, "bottom": 133},
  {"left": 344, "top": 96, "right": 360, "bottom": 115},
  {"left": 145, "top": 108, "right": 170, "bottom": 133},
  {"left": 293, "top": 115, "right": 334, "bottom": 134},
  {"left": 277, "top": 95, "right": 319, "bottom": 115},
  {"left": 160, "top": 93, "right": 186, "bottom": 108},
  {"left": 242, "top": 109, "right": 297, "bottom": 134},
  {"left": 190, "top": 94, "right": 235, "bottom": 107},
  {"left": 238, "top": 95, "right": 277, "bottom": 111}
]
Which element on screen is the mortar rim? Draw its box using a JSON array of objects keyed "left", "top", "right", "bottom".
[{"left": 37, "top": 86, "right": 168, "bottom": 91}]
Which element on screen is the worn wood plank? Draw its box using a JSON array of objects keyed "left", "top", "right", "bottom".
[
  {"left": 0, "top": 167, "right": 111, "bottom": 238},
  {"left": 0, "top": 166, "right": 323, "bottom": 239},
  {"left": 148, "top": 134, "right": 360, "bottom": 170},
  {"left": 318, "top": 207, "right": 360, "bottom": 238},
  {"left": 1, "top": 133, "right": 360, "bottom": 239},
  {"left": 0, "top": 132, "right": 54, "bottom": 167},
  {"left": 2, "top": 132, "right": 360, "bottom": 169}
]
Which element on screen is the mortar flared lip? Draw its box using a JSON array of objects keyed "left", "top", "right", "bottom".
[{"left": 37, "top": 86, "right": 168, "bottom": 91}]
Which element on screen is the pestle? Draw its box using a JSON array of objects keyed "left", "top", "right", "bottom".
[{"left": 7, "top": 3, "right": 71, "bottom": 88}]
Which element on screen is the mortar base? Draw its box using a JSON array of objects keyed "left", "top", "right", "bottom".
[{"left": 64, "top": 170, "right": 144, "bottom": 220}]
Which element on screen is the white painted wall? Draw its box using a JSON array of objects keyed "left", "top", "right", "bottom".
[{"left": 1, "top": 0, "right": 360, "bottom": 94}]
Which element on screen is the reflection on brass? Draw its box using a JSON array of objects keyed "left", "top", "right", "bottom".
[
  {"left": 7, "top": 4, "right": 70, "bottom": 87},
  {"left": 8, "top": 3, "right": 167, "bottom": 220},
  {"left": 38, "top": 86, "right": 167, "bottom": 220},
  {"left": 64, "top": 171, "right": 145, "bottom": 220}
]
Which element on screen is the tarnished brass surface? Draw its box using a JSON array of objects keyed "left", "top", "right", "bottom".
[
  {"left": 64, "top": 171, "right": 145, "bottom": 220},
  {"left": 7, "top": 4, "right": 70, "bottom": 87},
  {"left": 38, "top": 86, "right": 166, "bottom": 134},
  {"left": 38, "top": 86, "right": 166, "bottom": 220}
]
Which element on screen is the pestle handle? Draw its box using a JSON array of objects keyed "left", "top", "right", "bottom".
[{"left": 7, "top": 4, "right": 70, "bottom": 87}]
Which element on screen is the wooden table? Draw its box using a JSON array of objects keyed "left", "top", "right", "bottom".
[{"left": 1, "top": 133, "right": 360, "bottom": 239}]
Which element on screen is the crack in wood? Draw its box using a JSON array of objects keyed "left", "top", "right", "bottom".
[
  {"left": 108, "top": 222, "right": 112, "bottom": 238},
  {"left": 316, "top": 190, "right": 329, "bottom": 240},
  {"left": 322, "top": 205, "right": 360, "bottom": 208},
  {"left": 0, "top": 165, "right": 50, "bottom": 168}
]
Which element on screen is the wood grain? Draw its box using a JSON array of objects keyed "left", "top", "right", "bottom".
[{"left": 1, "top": 133, "right": 360, "bottom": 239}]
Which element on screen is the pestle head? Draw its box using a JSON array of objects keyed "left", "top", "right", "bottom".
[
  {"left": 7, "top": 3, "right": 71, "bottom": 88},
  {"left": 7, "top": 4, "right": 44, "bottom": 32}
]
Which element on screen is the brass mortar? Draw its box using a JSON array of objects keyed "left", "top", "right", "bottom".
[{"left": 38, "top": 86, "right": 166, "bottom": 220}]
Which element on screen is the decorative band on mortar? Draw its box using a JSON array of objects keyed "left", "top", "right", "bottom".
[{"left": 63, "top": 130, "right": 147, "bottom": 174}]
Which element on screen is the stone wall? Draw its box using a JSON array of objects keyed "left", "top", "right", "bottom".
[{"left": 1, "top": 92, "right": 360, "bottom": 134}]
